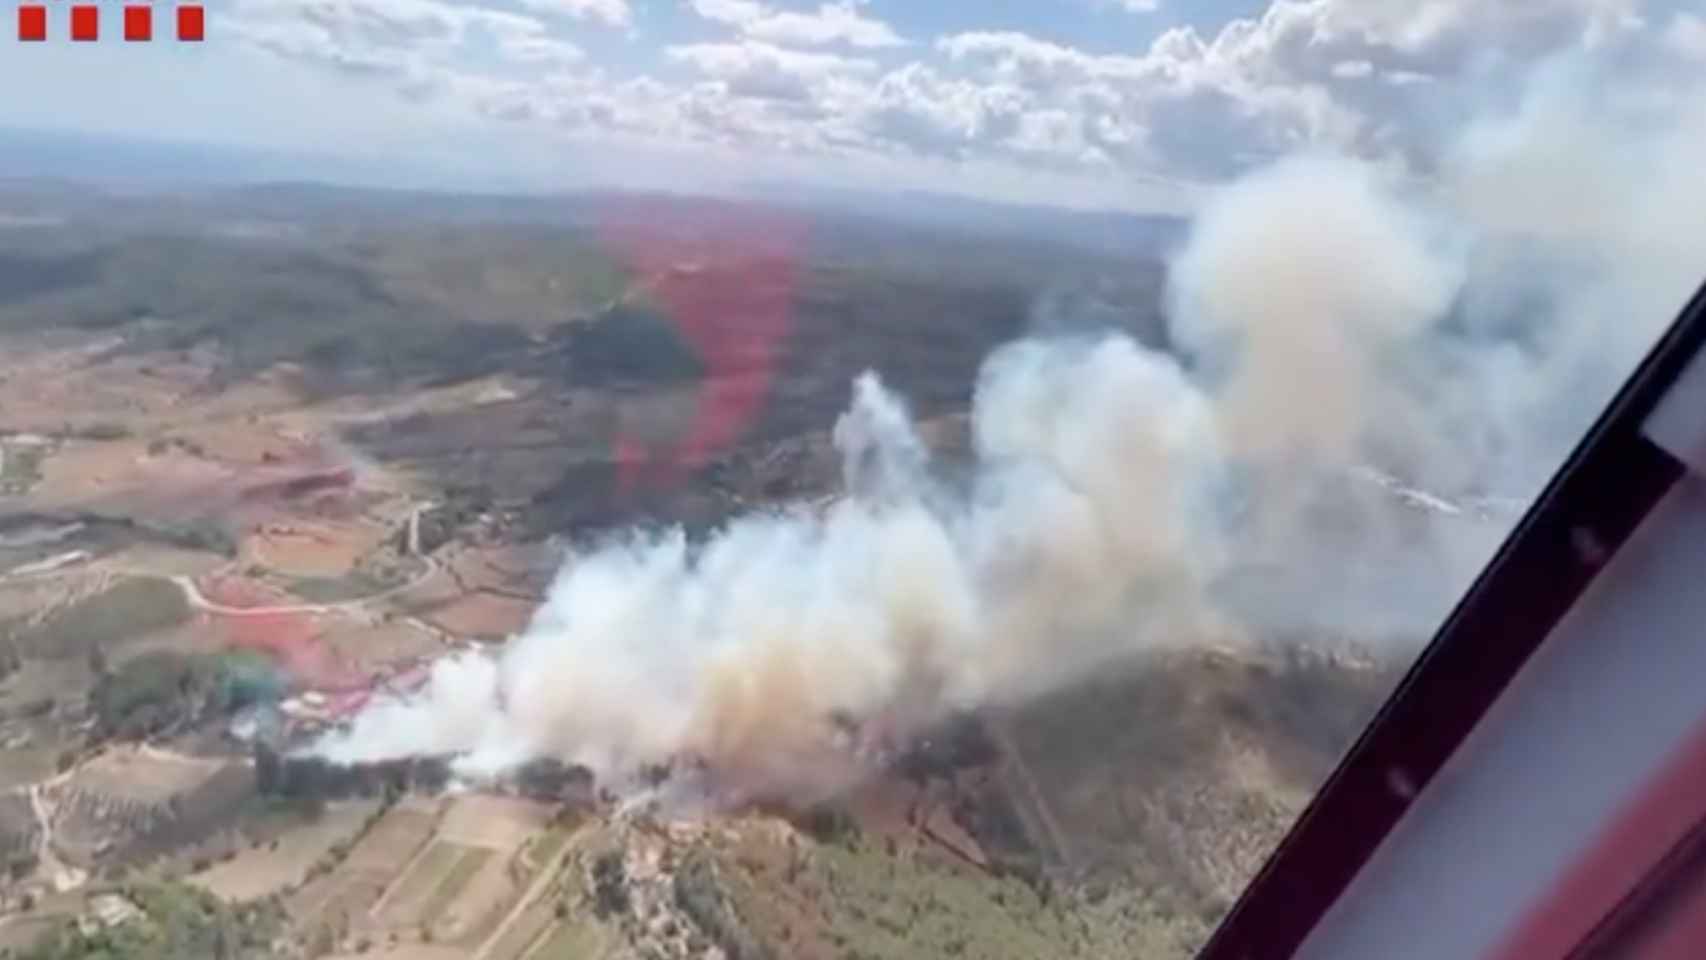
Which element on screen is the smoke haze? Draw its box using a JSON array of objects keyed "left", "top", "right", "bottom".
[{"left": 312, "top": 46, "right": 1706, "bottom": 804}]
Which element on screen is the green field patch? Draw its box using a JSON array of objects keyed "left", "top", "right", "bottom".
[
  {"left": 0, "top": 444, "right": 45, "bottom": 494},
  {"left": 527, "top": 917, "right": 609, "bottom": 960},
  {"left": 525, "top": 826, "right": 573, "bottom": 873},
  {"left": 379, "top": 841, "right": 462, "bottom": 923},
  {"left": 422, "top": 846, "right": 494, "bottom": 933},
  {"left": 282, "top": 571, "right": 391, "bottom": 604},
  {"left": 486, "top": 898, "right": 557, "bottom": 960},
  {"left": 8, "top": 576, "right": 189, "bottom": 659}
]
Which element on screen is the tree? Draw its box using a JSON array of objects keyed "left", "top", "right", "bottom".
[
  {"left": 6, "top": 852, "right": 37, "bottom": 882},
  {"left": 253, "top": 742, "right": 282, "bottom": 795},
  {"left": 86, "top": 644, "right": 109, "bottom": 679},
  {"left": 0, "top": 638, "right": 22, "bottom": 680},
  {"left": 14, "top": 882, "right": 284, "bottom": 960},
  {"left": 591, "top": 851, "right": 630, "bottom": 918},
  {"left": 91, "top": 651, "right": 220, "bottom": 740}
]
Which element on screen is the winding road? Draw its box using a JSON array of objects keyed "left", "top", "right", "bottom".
[
  {"left": 24, "top": 768, "right": 86, "bottom": 893},
  {"left": 167, "top": 558, "right": 441, "bottom": 618},
  {"left": 0, "top": 549, "right": 442, "bottom": 620}
]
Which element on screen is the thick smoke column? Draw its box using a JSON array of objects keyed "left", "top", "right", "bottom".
[
  {"left": 315, "top": 48, "right": 1705, "bottom": 802},
  {"left": 319, "top": 341, "right": 1227, "bottom": 797}
]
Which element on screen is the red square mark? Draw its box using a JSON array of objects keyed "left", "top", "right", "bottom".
[
  {"left": 17, "top": 4, "right": 46, "bottom": 41},
  {"left": 70, "top": 4, "right": 98, "bottom": 41},
  {"left": 124, "top": 5, "right": 152, "bottom": 41},
  {"left": 176, "top": 4, "right": 203, "bottom": 41}
]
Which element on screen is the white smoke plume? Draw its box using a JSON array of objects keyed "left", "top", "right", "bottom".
[{"left": 313, "top": 43, "right": 1706, "bottom": 804}]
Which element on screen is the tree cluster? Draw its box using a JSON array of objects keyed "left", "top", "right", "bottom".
[
  {"left": 253, "top": 744, "right": 451, "bottom": 804},
  {"left": 90, "top": 651, "right": 227, "bottom": 741},
  {"left": 8, "top": 883, "right": 283, "bottom": 960}
]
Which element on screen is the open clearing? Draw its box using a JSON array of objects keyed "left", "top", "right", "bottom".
[
  {"left": 0, "top": 747, "right": 58, "bottom": 791},
  {"left": 287, "top": 800, "right": 440, "bottom": 939},
  {"left": 60, "top": 745, "right": 227, "bottom": 806},
  {"left": 43, "top": 747, "right": 252, "bottom": 870},
  {"left": 242, "top": 520, "right": 391, "bottom": 578},
  {"left": 485, "top": 896, "right": 558, "bottom": 960},
  {"left": 423, "top": 846, "right": 496, "bottom": 942},
  {"left": 0, "top": 913, "right": 64, "bottom": 953},
  {"left": 439, "top": 794, "right": 552, "bottom": 851},
  {"left": 326, "top": 947, "right": 468, "bottom": 960},
  {"left": 316, "top": 618, "right": 442, "bottom": 676},
  {"left": 362, "top": 795, "right": 555, "bottom": 949},
  {"left": 527, "top": 919, "right": 612, "bottom": 960},
  {"left": 189, "top": 798, "right": 382, "bottom": 902},
  {"left": 376, "top": 840, "right": 466, "bottom": 929},
  {"left": 297, "top": 793, "right": 566, "bottom": 956},
  {"left": 420, "top": 592, "right": 535, "bottom": 640},
  {"left": 522, "top": 827, "right": 572, "bottom": 874},
  {"left": 6, "top": 576, "right": 190, "bottom": 659}
]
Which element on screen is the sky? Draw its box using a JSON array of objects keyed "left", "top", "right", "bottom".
[{"left": 1, "top": 0, "right": 1703, "bottom": 209}]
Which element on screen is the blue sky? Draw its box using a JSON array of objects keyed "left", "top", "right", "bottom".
[{"left": 1, "top": 0, "right": 1701, "bottom": 208}]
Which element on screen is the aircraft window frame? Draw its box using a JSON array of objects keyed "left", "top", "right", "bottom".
[{"left": 1197, "top": 278, "right": 1706, "bottom": 960}]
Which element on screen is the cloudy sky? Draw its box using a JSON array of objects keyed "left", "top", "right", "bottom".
[{"left": 3, "top": 0, "right": 1702, "bottom": 208}]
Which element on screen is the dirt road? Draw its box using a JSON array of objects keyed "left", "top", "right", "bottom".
[
  {"left": 26, "top": 772, "right": 87, "bottom": 893},
  {"left": 170, "top": 558, "right": 440, "bottom": 618}
]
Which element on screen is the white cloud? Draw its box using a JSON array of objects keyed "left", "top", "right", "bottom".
[
  {"left": 935, "top": 27, "right": 1355, "bottom": 175},
  {"left": 1382, "top": 69, "right": 1433, "bottom": 86},
  {"left": 235, "top": 18, "right": 414, "bottom": 78},
  {"left": 1116, "top": 0, "right": 1159, "bottom": 12},
  {"left": 224, "top": 0, "right": 1706, "bottom": 205},
  {"left": 232, "top": 0, "right": 561, "bottom": 72},
  {"left": 497, "top": 32, "right": 585, "bottom": 69},
  {"left": 667, "top": 40, "right": 876, "bottom": 103},
  {"left": 852, "top": 63, "right": 1025, "bottom": 158},
  {"left": 929, "top": 0, "right": 1678, "bottom": 178},
  {"left": 690, "top": 0, "right": 764, "bottom": 23},
  {"left": 937, "top": 31, "right": 1150, "bottom": 88},
  {"left": 511, "top": 0, "right": 629, "bottom": 26},
  {"left": 1667, "top": 12, "right": 1706, "bottom": 61},
  {"left": 688, "top": 0, "right": 904, "bottom": 49}
]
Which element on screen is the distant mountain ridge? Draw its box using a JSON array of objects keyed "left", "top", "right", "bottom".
[
  {"left": 0, "top": 127, "right": 1184, "bottom": 254},
  {"left": 742, "top": 179, "right": 1188, "bottom": 256}
]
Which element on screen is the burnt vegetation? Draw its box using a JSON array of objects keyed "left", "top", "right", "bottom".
[
  {"left": 252, "top": 744, "right": 452, "bottom": 804},
  {"left": 894, "top": 714, "right": 1002, "bottom": 785}
]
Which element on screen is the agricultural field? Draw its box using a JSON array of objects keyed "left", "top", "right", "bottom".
[
  {"left": 286, "top": 800, "right": 441, "bottom": 953},
  {"left": 165, "top": 792, "right": 574, "bottom": 959},
  {"left": 40, "top": 746, "right": 252, "bottom": 871},
  {"left": 5, "top": 577, "right": 190, "bottom": 662},
  {"left": 188, "top": 798, "right": 384, "bottom": 902}
]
